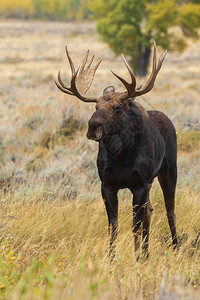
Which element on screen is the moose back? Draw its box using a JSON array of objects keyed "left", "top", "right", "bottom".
[{"left": 55, "top": 42, "right": 178, "bottom": 258}]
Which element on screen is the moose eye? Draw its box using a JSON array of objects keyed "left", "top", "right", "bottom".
[{"left": 113, "top": 105, "right": 121, "bottom": 112}]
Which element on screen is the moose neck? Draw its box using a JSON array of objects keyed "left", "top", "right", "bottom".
[
  {"left": 100, "top": 102, "right": 148, "bottom": 160},
  {"left": 100, "top": 130, "right": 136, "bottom": 159}
]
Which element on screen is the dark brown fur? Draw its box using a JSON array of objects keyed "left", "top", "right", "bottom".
[
  {"left": 55, "top": 45, "right": 177, "bottom": 259},
  {"left": 87, "top": 90, "right": 178, "bottom": 258}
]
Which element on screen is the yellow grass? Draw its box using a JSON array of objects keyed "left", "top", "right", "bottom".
[
  {"left": 0, "top": 187, "right": 200, "bottom": 299},
  {"left": 0, "top": 20, "right": 200, "bottom": 299}
]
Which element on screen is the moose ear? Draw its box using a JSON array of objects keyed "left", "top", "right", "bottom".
[{"left": 103, "top": 86, "right": 115, "bottom": 95}]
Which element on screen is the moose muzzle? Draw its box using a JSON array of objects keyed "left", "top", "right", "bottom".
[{"left": 87, "top": 124, "right": 102, "bottom": 141}]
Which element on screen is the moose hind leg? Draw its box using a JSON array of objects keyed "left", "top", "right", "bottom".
[
  {"left": 158, "top": 164, "right": 178, "bottom": 246},
  {"left": 101, "top": 183, "right": 118, "bottom": 259},
  {"left": 142, "top": 184, "right": 153, "bottom": 256}
]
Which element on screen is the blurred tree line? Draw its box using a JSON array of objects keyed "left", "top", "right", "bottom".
[
  {"left": 0, "top": 0, "right": 91, "bottom": 21},
  {"left": 0, "top": 0, "right": 200, "bottom": 75}
]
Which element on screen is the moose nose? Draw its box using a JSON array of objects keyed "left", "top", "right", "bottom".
[{"left": 87, "top": 123, "right": 102, "bottom": 141}]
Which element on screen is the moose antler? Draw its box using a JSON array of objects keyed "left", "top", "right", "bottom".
[
  {"left": 55, "top": 46, "right": 102, "bottom": 103},
  {"left": 111, "top": 41, "right": 167, "bottom": 101}
]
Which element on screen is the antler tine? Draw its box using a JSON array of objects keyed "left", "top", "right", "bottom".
[
  {"left": 114, "top": 41, "right": 167, "bottom": 101},
  {"left": 54, "top": 77, "right": 73, "bottom": 95},
  {"left": 111, "top": 54, "right": 137, "bottom": 99},
  {"left": 121, "top": 54, "right": 137, "bottom": 91},
  {"left": 137, "top": 42, "right": 167, "bottom": 94},
  {"left": 57, "top": 70, "right": 72, "bottom": 92},
  {"left": 87, "top": 54, "right": 95, "bottom": 68},
  {"left": 137, "top": 41, "right": 157, "bottom": 94},
  {"left": 110, "top": 69, "right": 131, "bottom": 93},
  {"left": 79, "top": 49, "right": 90, "bottom": 73},
  {"left": 65, "top": 45, "right": 76, "bottom": 76},
  {"left": 93, "top": 59, "right": 102, "bottom": 72},
  {"left": 156, "top": 49, "right": 167, "bottom": 74},
  {"left": 55, "top": 46, "right": 100, "bottom": 103},
  {"left": 56, "top": 68, "right": 79, "bottom": 95}
]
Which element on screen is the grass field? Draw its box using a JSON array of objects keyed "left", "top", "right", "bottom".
[{"left": 0, "top": 20, "right": 200, "bottom": 299}]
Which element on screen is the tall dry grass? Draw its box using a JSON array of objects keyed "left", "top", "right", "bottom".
[
  {"left": 0, "top": 184, "right": 200, "bottom": 299},
  {"left": 0, "top": 20, "right": 199, "bottom": 299}
]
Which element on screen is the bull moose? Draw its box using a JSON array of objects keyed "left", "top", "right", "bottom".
[{"left": 55, "top": 42, "right": 178, "bottom": 258}]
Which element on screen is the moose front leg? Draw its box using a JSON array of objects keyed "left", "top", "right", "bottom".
[
  {"left": 132, "top": 186, "right": 149, "bottom": 258},
  {"left": 101, "top": 183, "right": 118, "bottom": 260},
  {"left": 142, "top": 184, "right": 153, "bottom": 257}
]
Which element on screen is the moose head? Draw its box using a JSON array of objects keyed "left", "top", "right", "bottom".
[
  {"left": 55, "top": 42, "right": 166, "bottom": 142},
  {"left": 55, "top": 43, "right": 177, "bottom": 259}
]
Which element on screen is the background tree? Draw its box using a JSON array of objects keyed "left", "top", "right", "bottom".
[{"left": 90, "top": 0, "right": 200, "bottom": 76}]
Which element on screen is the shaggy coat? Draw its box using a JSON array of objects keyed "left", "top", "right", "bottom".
[
  {"left": 87, "top": 91, "right": 177, "bottom": 256},
  {"left": 56, "top": 44, "right": 178, "bottom": 258}
]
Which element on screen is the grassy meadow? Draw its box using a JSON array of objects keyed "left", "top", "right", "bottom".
[{"left": 0, "top": 20, "right": 200, "bottom": 299}]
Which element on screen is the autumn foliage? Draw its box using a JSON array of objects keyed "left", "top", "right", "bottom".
[{"left": 0, "top": 0, "right": 91, "bottom": 20}]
